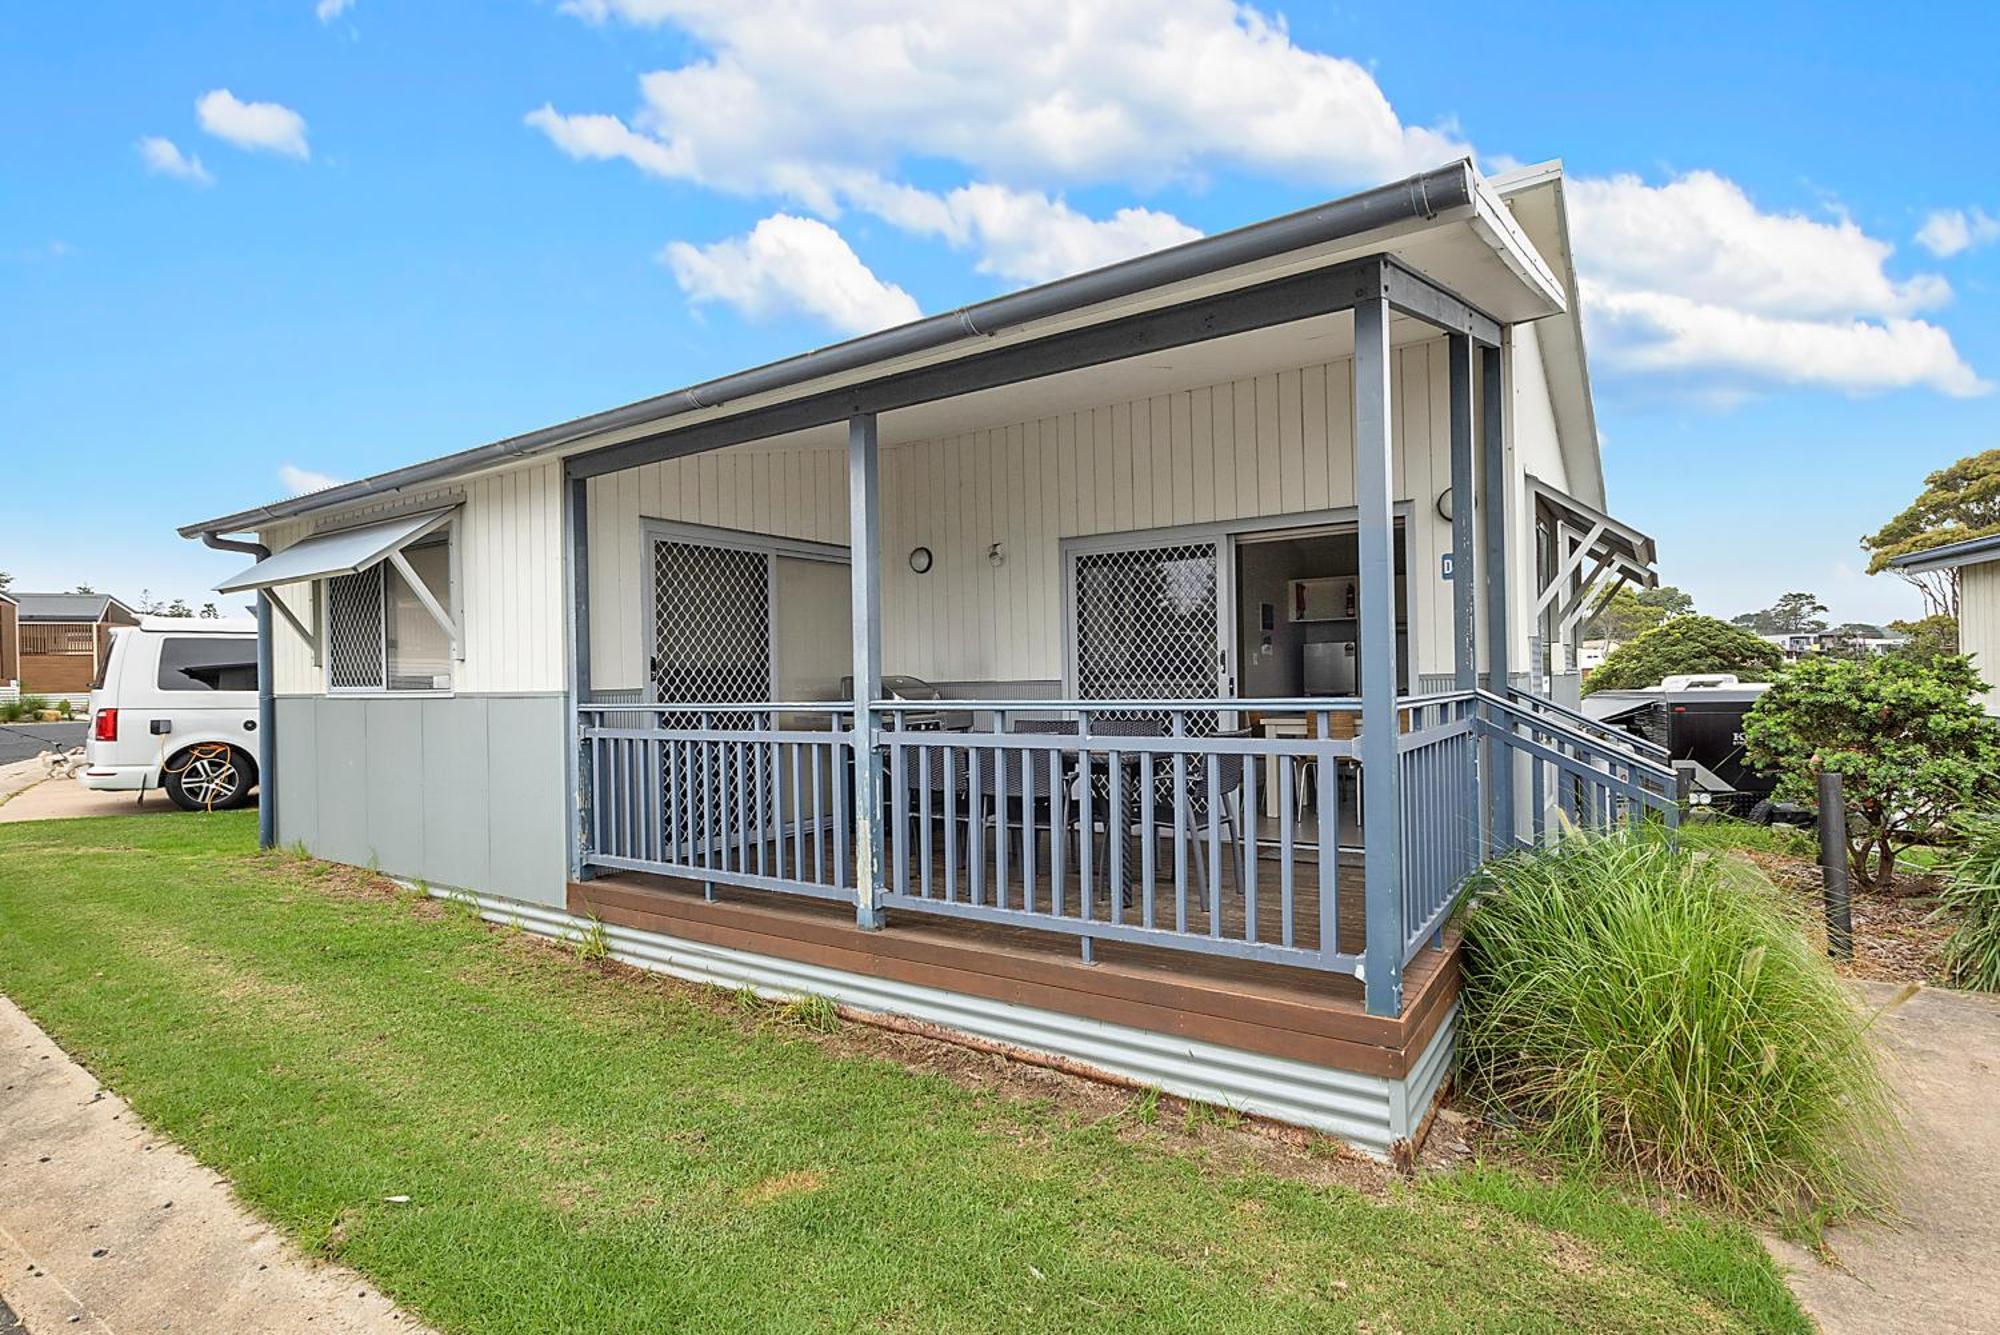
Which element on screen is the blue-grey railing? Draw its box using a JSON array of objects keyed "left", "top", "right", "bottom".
[
  {"left": 1478, "top": 689, "right": 1680, "bottom": 847},
  {"left": 1500, "top": 685, "right": 1671, "bottom": 762},
  {"left": 577, "top": 687, "right": 1679, "bottom": 995}
]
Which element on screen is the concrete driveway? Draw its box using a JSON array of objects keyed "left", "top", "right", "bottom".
[
  {"left": 0, "top": 722, "right": 86, "bottom": 765},
  {"left": 1769, "top": 981, "right": 2000, "bottom": 1333}
]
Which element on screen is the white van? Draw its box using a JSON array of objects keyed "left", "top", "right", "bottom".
[{"left": 82, "top": 618, "right": 261, "bottom": 811}]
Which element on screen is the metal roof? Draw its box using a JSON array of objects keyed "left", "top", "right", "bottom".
[
  {"left": 181, "top": 158, "right": 1565, "bottom": 539},
  {"left": 9, "top": 592, "right": 129, "bottom": 623},
  {"left": 1886, "top": 531, "right": 2000, "bottom": 574}
]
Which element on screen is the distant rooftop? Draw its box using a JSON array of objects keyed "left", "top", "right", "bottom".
[{"left": 9, "top": 592, "right": 132, "bottom": 622}]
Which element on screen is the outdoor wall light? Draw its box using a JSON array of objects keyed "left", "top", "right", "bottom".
[
  {"left": 908, "top": 546, "right": 933, "bottom": 574},
  {"left": 988, "top": 542, "right": 1006, "bottom": 567},
  {"left": 1435, "top": 487, "right": 1454, "bottom": 522}
]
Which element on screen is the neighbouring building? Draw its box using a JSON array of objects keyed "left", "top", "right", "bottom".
[
  {"left": 179, "top": 159, "right": 1678, "bottom": 1158},
  {"left": 0, "top": 591, "right": 17, "bottom": 692},
  {"left": 1890, "top": 534, "right": 2000, "bottom": 715},
  {"left": 9, "top": 592, "right": 139, "bottom": 694}
]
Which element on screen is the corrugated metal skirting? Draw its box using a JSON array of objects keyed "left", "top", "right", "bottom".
[{"left": 432, "top": 886, "right": 1457, "bottom": 1159}]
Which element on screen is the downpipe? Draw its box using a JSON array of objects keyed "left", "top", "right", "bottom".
[{"left": 200, "top": 532, "right": 276, "bottom": 850}]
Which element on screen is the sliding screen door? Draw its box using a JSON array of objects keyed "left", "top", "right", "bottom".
[{"left": 1068, "top": 539, "right": 1226, "bottom": 713}]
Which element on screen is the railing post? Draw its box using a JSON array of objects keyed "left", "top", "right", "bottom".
[
  {"left": 1355, "top": 287, "right": 1404, "bottom": 1018},
  {"left": 849, "top": 412, "right": 887, "bottom": 929}
]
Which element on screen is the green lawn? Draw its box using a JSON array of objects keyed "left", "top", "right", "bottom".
[{"left": 0, "top": 813, "right": 1808, "bottom": 1333}]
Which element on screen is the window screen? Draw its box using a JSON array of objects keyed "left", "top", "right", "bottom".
[
  {"left": 157, "top": 637, "right": 258, "bottom": 692},
  {"left": 325, "top": 535, "right": 453, "bottom": 693}
]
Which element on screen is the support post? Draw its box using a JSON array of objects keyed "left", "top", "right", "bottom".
[
  {"left": 1479, "top": 342, "right": 1515, "bottom": 849},
  {"left": 254, "top": 589, "right": 276, "bottom": 850},
  {"left": 568, "top": 473, "right": 594, "bottom": 881},
  {"left": 1448, "top": 334, "right": 1476, "bottom": 692},
  {"left": 1818, "top": 769, "right": 1853, "bottom": 960},
  {"left": 1354, "top": 293, "right": 1404, "bottom": 1018},
  {"left": 848, "top": 413, "right": 886, "bottom": 929}
]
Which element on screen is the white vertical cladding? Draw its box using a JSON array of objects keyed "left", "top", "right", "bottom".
[
  {"left": 1962, "top": 562, "right": 2000, "bottom": 716},
  {"left": 586, "top": 446, "right": 851, "bottom": 692},
  {"left": 259, "top": 458, "right": 569, "bottom": 697},
  {"left": 1507, "top": 320, "right": 1569, "bottom": 674},
  {"left": 586, "top": 336, "right": 1474, "bottom": 692}
]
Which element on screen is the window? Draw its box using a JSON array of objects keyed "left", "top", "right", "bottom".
[
  {"left": 325, "top": 535, "right": 455, "bottom": 693},
  {"left": 157, "top": 637, "right": 257, "bottom": 692}
]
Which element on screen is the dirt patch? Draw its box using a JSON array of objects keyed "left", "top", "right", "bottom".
[
  {"left": 739, "top": 1170, "right": 826, "bottom": 1205},
  {"left": 1743, "top": 850, "right": 1953, "bottom": 985}
]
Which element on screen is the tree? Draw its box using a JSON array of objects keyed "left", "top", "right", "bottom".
[
  {"left": 164, "top": 598, "right": 192, "bottom": 618},
  {"left": 1580, "top": 583, "right": 1694, "bottom": 643},
  {"left": 1731, "top": 592, "right": 1829, "bottom": 635},
  {"left": 71, "top": 582, "right": 94, "bottom": 595},
  {"left": 1582, "top": 615, "right": 1786, "bottom": 693},
  {"left": 198, "top": 603, "right": 220, "bottom": 619},
  {"left": 0, "top": 570, "right": 11, "bottom": 592},
  {"left": 1888, "top": 614, "right": 1958, "bottom": 663},
  {"left": 1744, "top": 655, "right": 2000, "bottom": 889},
  {"left": 1862, "top": 448, "right": 2000, "bottom": 618}
]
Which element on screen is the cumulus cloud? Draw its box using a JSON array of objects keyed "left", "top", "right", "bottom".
[
  {"left": 662, "top": 214, "right": 922, "bottom": 334},
  {"left": 279, "top": 464, "right": 344, "bottom": 495},
  {"left": 1916, "top": 207, "right": 2000, "bottom": 259},
  {"left": 138, "top": 136, "right": 213, "bottom": 185},
  {"left": 197, "top": 89, "right": 311, "bottom": 159},
  {"left": 1568, "top": 172, "right": 1983, "bottom": 398},
  {"left": 547, "top": 0, "right": 1468, "bottom": 191}
]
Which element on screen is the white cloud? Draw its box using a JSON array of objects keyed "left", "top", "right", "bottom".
[
  {"left": 1916, "top": 207, "right": 2000, "bottom": 259},
  {"left": 197, "top": 89, "right": 310, "bottom": 159},
  {"left": 662, "top": 214, "right": 921, "bottom": 335},
  {"left": 1568, "top": 172, "right": 1984, "bottom": 399},
  {"left": 315, "top": 0, "right": 354, "bottom": 20},
  {"left": 836, "top": 175, "right": 1201, "bottom": 284},
  {"left": 549, "top": 0, "right": 1467, "bottom": 192},
  {"left": 138, "top": 136, "right": 213, "bottom": 185},
  {"left": 279, "top": 464, "right": 344, "bottom": 495}
]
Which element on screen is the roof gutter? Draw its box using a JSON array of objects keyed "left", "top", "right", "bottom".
[{"left": 182, "top": 160, "right": 1478, "bottom": 539}]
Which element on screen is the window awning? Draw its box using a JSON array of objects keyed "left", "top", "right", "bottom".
[
  {"left": 1528, "top": 476, "right": 1658, "bottom": 638},
  {"left": 215, "top": 509, "right": 455, "bottom": 593}
]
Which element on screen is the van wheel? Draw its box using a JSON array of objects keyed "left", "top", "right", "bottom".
[{"left": 163, "top": 744, "right": 256, "bottom": 812}]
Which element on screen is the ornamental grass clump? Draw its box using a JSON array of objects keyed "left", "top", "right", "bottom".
[
  {"left": 1937, "top": 811, "right": 2000, "bottom": 992},
  {"left": 1456, "top": 830, "right": 1896, "bottom": 1225}
]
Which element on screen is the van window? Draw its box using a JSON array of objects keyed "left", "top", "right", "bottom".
[
  {"left": 157, "top": 637, "right": 258, "bottom": 692},
  {"left": 91, "top": 632, "right": 121, "bottom": 692}
]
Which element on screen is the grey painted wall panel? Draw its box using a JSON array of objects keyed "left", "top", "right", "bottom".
[
  {"left": 275, "top": 697, "right": 319, "bottom": 851},
  {"left": 484, "top": 696, "right": 569, "bottom": 906},
  {"left": 314, "top": 698, "right": 371, "bottom": 867},
  {"left": 272, "top": 693, "right": 567, "bottom": 907},
  {"left": 421, "top": 697, "right": 491, "bottom": 892},
  {"left": 362, "top": 698, "right": 428, "bottom": 877}
]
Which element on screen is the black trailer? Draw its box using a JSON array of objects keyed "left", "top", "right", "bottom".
[{"left": 1584, "top": 677, "right": 1799, "bottom": 821}]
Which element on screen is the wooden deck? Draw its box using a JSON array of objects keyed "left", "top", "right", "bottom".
[{"left": 569, "top": 856, "right": 1459, "bottom": 1080}]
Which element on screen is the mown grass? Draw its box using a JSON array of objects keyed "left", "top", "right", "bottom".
[{"left": 0, "top": 813, "right": 1807, "bottom": 1333}]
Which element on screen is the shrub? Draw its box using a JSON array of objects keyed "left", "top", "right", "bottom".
[
  {"left": 1456, "top": 830, "right": 1895, "bottom": 1224},
  {"left": 1583, "top": 616, "right": 1784, "bottom": 694},
  {"left": 17, "top": 694, "right": 48, "bottom": 718},
  {"left": 1937, "top": 812, "right": 2000, "bottom": 992},
  {"left": 1744, "top": 654, "right": 2000, "bottom": 889}
]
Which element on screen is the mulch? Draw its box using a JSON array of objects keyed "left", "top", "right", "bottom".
[{"left": 1740, "top": 849, "right": 1954, "bottom": 986}]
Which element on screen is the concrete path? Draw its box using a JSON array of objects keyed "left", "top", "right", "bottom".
[
  {"left": 0, "top": 776, "right": 177, "bottom": 824},
  {"left": 0, "top": 995, "right": 429, "bottom": 1334},
  {"left": 1768, "top": 981, "right": 2000, "bottom": 1333}
]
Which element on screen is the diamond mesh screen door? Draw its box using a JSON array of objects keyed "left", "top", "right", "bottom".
[
  {"left": 326, "top": 566, "right": 385, "bottom": 692},
  {"left": 651, "top": 540, "right": 772, "bottom": 724},
  {"left": 1072, "top": 541, "right": 1222, "bottom": 720}
]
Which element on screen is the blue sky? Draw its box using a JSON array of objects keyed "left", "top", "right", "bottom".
[{"left": 3, "top": 2, "right": 1994, "bottom": 626}]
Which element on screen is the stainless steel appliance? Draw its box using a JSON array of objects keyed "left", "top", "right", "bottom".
[{"left": 1303, "top": 640, "right": 1357, "bottom": 696}]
